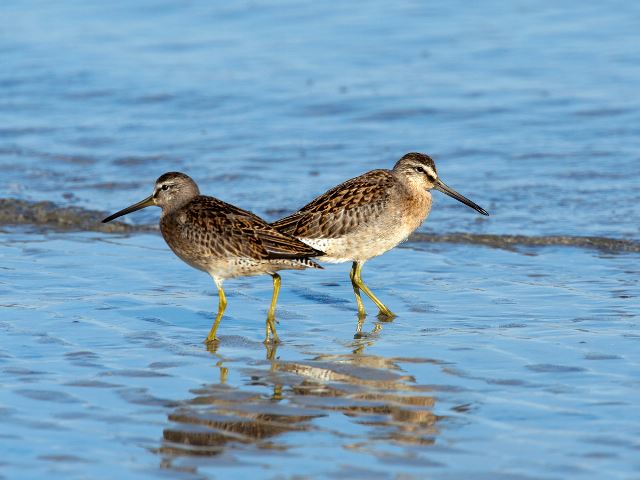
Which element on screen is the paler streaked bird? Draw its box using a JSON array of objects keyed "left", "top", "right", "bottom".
[
  {"left": 102, "top": 172, "right": 323, "bottom": 343},
  {"left": 272, "top": 152, "right": 489, "bottom": 319}
]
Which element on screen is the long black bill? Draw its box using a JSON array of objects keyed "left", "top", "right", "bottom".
[
  {"left": 434, "top": 180, "right": 489, "bottom": 216},
  {"left": 101, "top": 195, "right": 155, "bottom": 223}
]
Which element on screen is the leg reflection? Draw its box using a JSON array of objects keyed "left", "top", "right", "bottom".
[{"left": 160, "top": 330, "right": 441, "bottom": 471}]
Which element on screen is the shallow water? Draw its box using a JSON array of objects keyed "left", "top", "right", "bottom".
[
  {"left": 1, "top": 233, "right": 638, "bottom": 479},
  {"left": 1, "top": 1, "right": 639, "bottom": 479}
]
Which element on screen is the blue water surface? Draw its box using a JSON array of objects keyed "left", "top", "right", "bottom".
[{"left": 0, "top": 1, "right": 639, "bottom": 479}]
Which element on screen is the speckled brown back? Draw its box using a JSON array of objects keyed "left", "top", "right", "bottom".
[
  {"left": 272, "top": 169, "right": 398, "bottom": 239},
  {"left": 161, "top": 196, "right": 323, "bottom": 264}
]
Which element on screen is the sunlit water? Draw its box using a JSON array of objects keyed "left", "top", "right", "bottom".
[{"left": 1, "top": 1, "right": 639, "bottom": 479}]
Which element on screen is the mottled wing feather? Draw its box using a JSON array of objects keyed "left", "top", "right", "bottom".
[
  {"left": 247, "top": 227, "right": 323, "bottom": 259},
  {"left": 272, "top": 170, "right": 395, "bottom": 238},
  {"left": 176, "top": 196, "right": 322, "bottom": 261}
]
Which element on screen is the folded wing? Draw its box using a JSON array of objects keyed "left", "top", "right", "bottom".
[
  {"left": 272, "top": 170, "right": 395, "bottom": 239},
  {"left": 176, "top": 196, "right": 323, "bottom": 261}
]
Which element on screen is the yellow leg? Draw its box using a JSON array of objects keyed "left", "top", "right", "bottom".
[
  {"left": 205, "top": 280, "right": 227, "bottom": 343},
  {"left": 216, "top": 361, "right": 229, "bottom": 384},
  {"left": 353, "top": 261, "right": 395, "bottom": 318},
  {"left": 265, "top": 273, "right": 281, "bottom": 344},
  {"left": 355, "top": 315, "right": 364, "bottom": 335},
  {"left": 350, "top": 262, "right": 367, "bottom": 318},
  {"left": 265, "top": 341, "right": 279, "bottom": 361}
]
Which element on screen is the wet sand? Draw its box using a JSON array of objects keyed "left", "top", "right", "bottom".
[{"left": 2, "top": 198, "right": 638, "bottom": 252}]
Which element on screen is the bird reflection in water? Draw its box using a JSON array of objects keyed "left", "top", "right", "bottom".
[{"left": 157, "top": 330, "right": 444, "bottom": 473}]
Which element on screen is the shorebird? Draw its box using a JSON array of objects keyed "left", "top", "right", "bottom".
[
  {"left": 102, "top": 172, "right": 322, "bottom": 343},
  {"left": 272, "top": 152, "right": 489, "bottom": 318}
]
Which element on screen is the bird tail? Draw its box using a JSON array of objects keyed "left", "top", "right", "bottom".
[{"left": 299, "top": 258, "right": 323, "bottom": 269}]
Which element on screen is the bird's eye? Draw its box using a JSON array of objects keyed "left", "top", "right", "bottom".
[
  {"left": 161, "top": 184, "right": 170, "bottom": 191},
  {"left": 414, "top": 166, "right": 426, "bottom": 174}
]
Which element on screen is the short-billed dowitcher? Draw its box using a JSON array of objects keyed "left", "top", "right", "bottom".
[
  {"left": 272, "top": 152, "right": 488, "bottom": 318},
  {"left": 102, "top": 172, "right": 322, "bottom": 343}
]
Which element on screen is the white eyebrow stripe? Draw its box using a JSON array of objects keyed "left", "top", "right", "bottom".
[{"left": 423, "top": 166, "right": 437, "bottom": 178}]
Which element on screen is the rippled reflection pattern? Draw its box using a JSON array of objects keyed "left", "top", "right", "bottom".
[{"left": 159, "top": 342, "right": 444, "bottom": 468}]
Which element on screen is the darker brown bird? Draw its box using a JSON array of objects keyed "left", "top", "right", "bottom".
[{"left": 102, "top": 172, "right": 323, "bottom": 343}]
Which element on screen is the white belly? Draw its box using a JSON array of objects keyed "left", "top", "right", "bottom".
[{"left": 299, "top": 218, "right": 421, "bottom": 263}]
